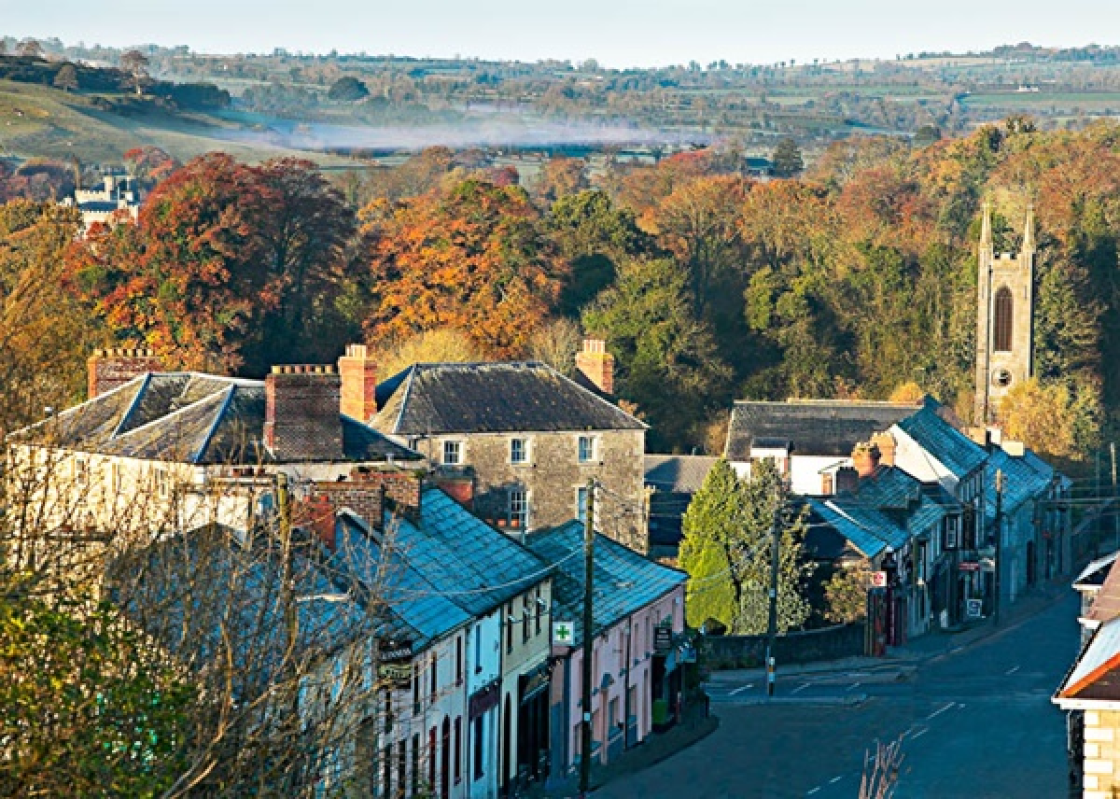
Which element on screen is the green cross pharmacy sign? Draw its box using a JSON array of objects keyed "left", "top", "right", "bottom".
[{"left": 552, "top": 620, "right": 574, "bottom": 646}]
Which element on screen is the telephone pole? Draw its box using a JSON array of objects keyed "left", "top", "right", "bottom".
[
  {"left": 579, "top": 479, "right": 595, "bottom": 797},
  {"left": 1111, "top": 442, "right": 1118, "bottom": 552},
  {"left": 993, "top": 469, "right": 1004, "bottom": 627},
  {"left": 765, "top": 480, "right": 782, "bottom": 698}
]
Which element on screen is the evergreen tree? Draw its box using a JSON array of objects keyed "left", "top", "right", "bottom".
[
  {"left": 679, "top": 458, "right": 743, "bottom": 628},
  {"left": 771, "top": 137, "right": 804, "bottom": 178}
]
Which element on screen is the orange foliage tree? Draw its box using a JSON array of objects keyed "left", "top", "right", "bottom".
[{"left": 361, "top": 179, "right": 565, "bottom": 357}]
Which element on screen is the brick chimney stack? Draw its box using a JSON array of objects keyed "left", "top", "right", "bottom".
[
  {"left": 575, "top": 338, "right": 615, "bottom": 395},
  {"left": 870, "top": 432, "right": 896, "bottom": 467},
  {"left": 835, "top": 466, "right": 860, "bottom": 494},
  {"left": 338, "top": 344, "right": 378, "bottom": 422},
  {"left": 87, "top": 347, "right": 163, "bottom": 399},
  {"left": 264, "top": 365, "right": 343, "bottom": 462},
  {"left": 851, "top": 442, "right": 881, "bottom": 478}
]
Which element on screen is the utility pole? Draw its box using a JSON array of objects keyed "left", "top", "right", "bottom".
[
  {"left": 579, "top": 479, "right": 595, "bottom": 797},
  {"left": 765, "top": 479, "right": 782, "bottom": 698},
  {"left": 993, "top": 469, "right": 1004, "bottom": 627},
  {"left": 1111, "top": 442, "right": 1118, "bottom": 552}
]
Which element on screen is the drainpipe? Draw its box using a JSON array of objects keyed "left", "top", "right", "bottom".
[{"left": 623, "top": 616, "right": 632, "bottom": 751}]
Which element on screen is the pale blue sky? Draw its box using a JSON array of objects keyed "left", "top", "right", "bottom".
[{"left": 4, "top": 0, "right": 1115, "bottom": 68}]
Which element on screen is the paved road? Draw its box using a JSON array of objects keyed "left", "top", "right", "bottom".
[{"left": 597, "top": 590, "right": 1080, "bottom": 798}]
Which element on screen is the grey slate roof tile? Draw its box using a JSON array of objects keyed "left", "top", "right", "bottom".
[
  {"left": 16, "top": 372, "right": 421, "bottom": 466},
  {"left": 895, "top": 397, "right": 987, "bottom": 478},
  {"left": 644, "top": 455, "right": 719, "bottom": 494},
  {"left": 527, "top": 522, "right": 686, "bottom": 648},
  {"left": 372, "top": 362, "right": 645, "bottom": 436},
  {"left": 725, "top": 400, "right": 919, "bottom": 460}
]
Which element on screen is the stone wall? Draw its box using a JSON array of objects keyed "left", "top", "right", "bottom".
[
  {"left": 700, "top": 623, "right": 866, "bottom": 670},
  {"left": 430, "top": 428, "right": 647, "bottom": 550}
]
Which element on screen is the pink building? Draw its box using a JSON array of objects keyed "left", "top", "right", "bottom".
[{"left": 527, "top": 524, "right": 688, "bottom": 786}]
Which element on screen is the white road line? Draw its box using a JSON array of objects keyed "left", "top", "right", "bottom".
[
  {"left": 847, "top": 682, "right": 862, "bottom": 692},
  {"left": 792, "top": 683, "right": 810, "bottom": 694},
  {"left": 807, "top": 787, "right": 821, "bottom": 795},
  {"left": 729, "top": 684, "right": 754, "bottom": 695},
  {"left": 1005, "top": 665, "right": 1021, "bottom": 675},
  {"left": 927, "top": 701, "right": 955, "bottom": 720},
  {"left": 829, "top": 776, "right": 843, "bottom": 784},
  {"left": 911, "top": 728, "right": 928, "bottom": 740}
]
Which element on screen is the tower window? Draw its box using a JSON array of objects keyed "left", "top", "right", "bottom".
[{"left": 994, "top": 286, "right": 1013, "bottom": 352}]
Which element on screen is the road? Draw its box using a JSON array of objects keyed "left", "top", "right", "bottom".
[{"left": 597, "top": 590, "right": 1080, "bottom": 798}]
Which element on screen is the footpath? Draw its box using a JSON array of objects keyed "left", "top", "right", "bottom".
[
  {"left": 533, "top": 578, "right": 1072, "bottom": 795},
  {"left": 704, "top": 577, "right": 1072, "bottom": 700}
]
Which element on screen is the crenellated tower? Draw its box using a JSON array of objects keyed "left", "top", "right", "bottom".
[{"left": 974, "top": 201, "right": 1035, "bottom": 426}]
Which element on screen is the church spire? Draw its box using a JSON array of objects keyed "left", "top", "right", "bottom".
[
  {"left": 1022, "top": 203, "right": 1035, "bottom": 254},
  {"left": 980, "top": 200, "right": 993, "bottom": 255}
]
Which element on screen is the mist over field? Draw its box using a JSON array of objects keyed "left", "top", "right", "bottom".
[{"left": 214, "top": 116, "right": 705, "bottom": 153}]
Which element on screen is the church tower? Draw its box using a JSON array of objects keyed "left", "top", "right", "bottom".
[{"left": 974, "top": 201, "right": 1035, "bottom": 426}]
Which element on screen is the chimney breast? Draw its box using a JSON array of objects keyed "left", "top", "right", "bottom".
[
  {"left": 338, "top": 344, "right": 379, "bottom": 422},
  {"left": 852, "top": 442, "right": 881, "bottom": 478},
  {"left": 265, "top": 365, "right": 343, "bottom": 462},
  {"left": 87, "top": 347, "right": 163, "bottom": 398},
  {"left": 575, "top": 338, "right": 615, "bottom": 395}
]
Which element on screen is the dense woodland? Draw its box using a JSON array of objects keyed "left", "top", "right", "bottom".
[{"left": 1, "top": 117, "right": 1118, "bottom": 467}]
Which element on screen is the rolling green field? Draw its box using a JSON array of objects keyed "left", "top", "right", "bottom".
[{"left": 0, "top": 80, "right": 354, "bottom": 166}]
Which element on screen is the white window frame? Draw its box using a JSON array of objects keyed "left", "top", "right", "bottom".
[
  {"left": 509, "top": 486, "right": 529, "bottom": 530},
  {"left": 510, "top": 437, "right": 529, "bottom": 465},
  {"left": 578, "top": 435, "right": 597, "bottom": 464},
  {"left": 442, "top": 439, "right": 463, "bottom": 466},
  {"left": 576, "top": 486, "right": 589, "bottom": 523}
]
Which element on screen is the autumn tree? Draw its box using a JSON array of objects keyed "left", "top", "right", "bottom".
[
  {"left": 16, "top": 38, "right": 42, "bottom": 58},
  {"left": 120, "top": 49, "right": 150, "bottom": 96},
  {"left": 533, "top": 156, "right": 589, "bottom": 202},
  {"left": 363, "top": 179, "right": 565, "bottom": 357},
  {"left": 53, "top": 63, "right": 79, "bottom": 93},
  {"left": 66, "top": 155, "right": 360, "bottom": 373},
  {"left": 123, "top": 146, "right": 178, "bottom": 184},
  {"left": 372, "top": 327, "right": 483, "bottom": 378},
  {"left": 0, "top": 200, "right": 103, "bottom": 438}
]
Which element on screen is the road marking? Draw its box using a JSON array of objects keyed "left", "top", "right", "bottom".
[
  {"left": 729, "top": 684, "right": 754, "bottom": 695},
  {"left": 847, "top": 682, "right": 862, "bottom": 692},
  {"left": 829, "top": 776, "right": 843, "bottom": 784},
  {"left": 927, "top": 702, "right": 955, "bottom": 720},
  {"left": 792, "top": 683, "right": 810, "bottom": 694},
  {"left": 911, "top": 728, "right": 928, "bottom": 740},
  {"left": 807, "top": 787, "right": 821, "bottom": 795},
  {"left": 1005, "top": 665, "right": 1020, "bottom": 675}
]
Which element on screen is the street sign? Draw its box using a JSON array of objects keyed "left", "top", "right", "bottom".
[
  {"left": 870, "top": 571, "right": 888, "bottom": 588},
  {"left": 552, "top": 620, "right": 574, "bottom": 646},
  {"left": 959, "top": 561, "right": 980, "bottom": 572},
  {"left": 966, "top": 598, "right": 983, "bottom": 618}
]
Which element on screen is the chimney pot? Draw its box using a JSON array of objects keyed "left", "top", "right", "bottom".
[{"left": 87, "top": 347, "right": 162, "bottom": 399}]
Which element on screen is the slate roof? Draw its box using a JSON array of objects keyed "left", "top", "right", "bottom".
[
  {"left": 856, "top": 466, "right": 948, "bottom": 538},
  {"left": 527, "top": 521, "right": 687, "bottom": 648},
  {"left": 644, "top": 455, "right": 719, "bottom": 494},
  {"left": 1057, "top": 616, "right": 1120, "bottom": 702},
  {"left": 371, "top": 362, "right": 646, "bottom": 437},
  {"left": 806, "top": 496, "right": 909, "bottom": 559},
  {"left": 894, "top": 397, "right": 987, "bottom": 479},
  {"left": 725, "top": 400, "right": 920, "bottom": 460},
  {"left": 982, "top": 449, "right": 1055, "bottom": 529},
  {"left": 369, "top": 489, "right": 552, "bottom": 618},
  {"left": 114, "top": 525, "right": 373, "bottom": 693},
  {"left": 331, "top": 513, "right": 472, "bottom": 650},
  {"left": 18, "top": 372, "right": 421, "bottom": 465}
]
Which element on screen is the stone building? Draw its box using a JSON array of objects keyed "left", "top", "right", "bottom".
[
  {"left": 974, "top": 201, "right": 1035, "bottom": 426},
  {"left": 362, "top": 344, "right": 649, "bottom": 551}
]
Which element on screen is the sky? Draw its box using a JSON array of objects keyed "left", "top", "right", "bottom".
[{"left": 4, "top": 0, "right": 1116, "bottom": 69}]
